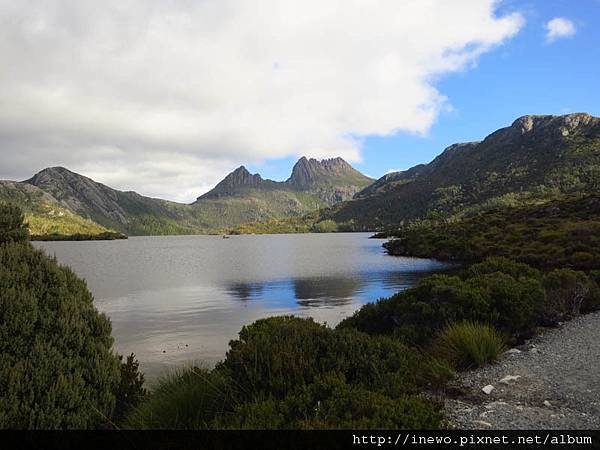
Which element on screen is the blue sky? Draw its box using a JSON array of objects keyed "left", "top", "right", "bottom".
[{"left": 248, "top": 0, "right": 600, "bottom": 181}]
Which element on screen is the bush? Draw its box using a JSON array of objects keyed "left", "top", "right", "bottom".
[
  {"left": 129, "top": 316, "right": 443, "bottom": 429},
  {"left": 339, "top": 259, "right": 545, "bottom": 344},
  {"left": 113, "top": 353, "right": 147, "bottom": 424},
  {"left": 0, "top": 203, "right": 29, "bottom": 243},
  {"left": 215, "top": 373, "right": 442, "bottom": 429},
  {"left": 218, "top": 316, "right": 423, "bottom": 400},
  {"left": 432, "top": 321, "right": 506, "bottom": 370},
  {"left": 542, "top": 269, "right": 600, "bottom": 320},
  {"left": 125, "top": 367, "right": 237, "bottom": 429},
  {"left": 466, "top": 257, "right": 541, "bottom": 280},
  {"left": 417, "top": 356, "right": 456, "bottom": 391},
  {"left": 338, "top": 275, "right": 495, "bottom": 345},
  {"left": 472, "top": 272, "right": 544, "bottom": 337},
  {"left": 0, "top": 242, "right": 120, "bottom": 428}
]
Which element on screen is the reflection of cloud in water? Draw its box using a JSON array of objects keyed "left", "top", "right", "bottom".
[
  {"left": 225, "top": 282, "right": 265, "bottom": 301},
  {"left": 293, "top": 276, "right": 360, "bottom": 307},
  {"left": 225, "top": 271, "right": 431, "bottom": 309}
]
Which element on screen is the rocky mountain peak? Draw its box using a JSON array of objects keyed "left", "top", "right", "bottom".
[
  {"left": 197, "top": 165, "right": 264, "bottom": 200},
  {"left": 287, "top": 156, "right": 361, "bottom": 187},
  {"left": 220, "top": 166, "right": 263, "bottom": 187}
]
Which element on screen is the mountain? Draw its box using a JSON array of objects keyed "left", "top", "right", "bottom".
[
  {"left": 188, "top": 157, "right": 373, "bottom": 229},
  {"left": 0, "top": 180, "right": 112, "bottom": 237},
  {"left": 1, "top": 156, "right": 371, "bottom": 236},
  {"left": 24, "top": 167, "right": 206, "bottom": 236},
  {"left": 322, "top": 113, "right": 600, "bottom": 230},
  {"left": 198, "top": 157, "right": 372, "bottom": 203}
]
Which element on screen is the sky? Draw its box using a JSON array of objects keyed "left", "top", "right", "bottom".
[{"left": 0, "top": 0, "right": 599, "bottom": 202}]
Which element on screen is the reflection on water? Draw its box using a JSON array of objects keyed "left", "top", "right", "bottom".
[{"left": 34, "top": 233, "right": 447, "bottom": 379}]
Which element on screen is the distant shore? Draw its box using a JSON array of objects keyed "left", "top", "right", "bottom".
[{"left": 31, "top": 231, "right": 128, "bottom": 241}]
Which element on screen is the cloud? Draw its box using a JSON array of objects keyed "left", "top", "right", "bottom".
[
  {"left": 0, "top": 0, "right": 523, "bottom": 202},
  {"left": 545, "top": 17, "right": 576, "bottom": 43}
]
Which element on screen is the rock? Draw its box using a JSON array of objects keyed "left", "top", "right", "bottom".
[
  {"left": 505, "top": 348, "right": 521, "bottom": 355},
  {"left": 482, "top": 385, "right": 495, "bottom": 395},
  {"left": 544, "top": 400, "right": 552, "bottom": 408},
  {"left": 485, "top": 401, "right": 508, "bottom": 409},
  {"left": 499, "top": 375, "right": 521, "bottom": 385},
  {"left": 473, "top": 420, "right": 492, "bottom": 428}
]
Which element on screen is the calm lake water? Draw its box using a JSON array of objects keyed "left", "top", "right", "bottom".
[{"left": 34, "top": 233, "right": 446, "bottom": 379}]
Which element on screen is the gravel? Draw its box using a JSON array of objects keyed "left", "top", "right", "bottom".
[{"left": 445, "top": 311, "right": 600, "bottom": 429}]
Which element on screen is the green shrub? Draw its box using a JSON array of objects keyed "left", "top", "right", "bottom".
[
  {"left": 417, "top": 356, "right": 456, "bottom": 391},
  {"left": 311, "top": 220, "right": 338, "bottom": 233},
  {"left": 113, "top": 353, "right": 147, "bottom": 424},
  {"left": 471, "top": 272, "right": 544, "bottom": 337},
  {"left": 129, "top": 316, "right": 443, "bottom": 429},
  {"left": 338, "top": 274, "right": 495, "bottom": 345},
  {"left": 218, "top": 316, "right": 423, "bottom": 399},
  {"left": 215, "top": 373, "right": 442, "bottom": 429},
  {"left": 125, "top": 367, "right": 237, "bottom": 429},
  {"left": 432, "top": 321, "right": 506, "bottom": 370},
  {"left": 0, "top": 242, "right": 120, "bottom": 428},
  {"left": 0, "top": 203, "right": 29, "bottom": 243},
  {"left": 542, "top": 269, "right": 600, "bottom": 320},
  {"left": 339, "top": 258, "right": 548, "bottom": 344},
  {"left": 466, "top": 257, "right": 541, "bottom": 280}
]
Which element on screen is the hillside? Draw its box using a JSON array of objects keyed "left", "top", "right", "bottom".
[
  {"left": 322, "top": 113, "right": 600, "bottom": 230},
  {"left": 191, "top": 157, "right": 373, "bottom": 229},
  {"left": 5, "top": 157, "right": 371, "bottom": 236},
  {"left": 0, "top": 180, "right": 114, "bottom": 238},
  {"left": 382, "top": 194, "right": 600, "bottom": 270}
]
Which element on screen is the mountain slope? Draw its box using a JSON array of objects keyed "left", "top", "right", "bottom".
[
  {"left": 25, "top": 167, "right": 206, "bottom": 236},
  {"left": 0, "top": 180, "right": 112, "bottom": 237},
  {"left": 323, "top": 113, "right": 600, "bottom": 230},
  {"left": 190, "top": 157, "right": 373, "bottom": 229},
  {"left": 17, "top": 157, "right": 371, "bottom": 235}
]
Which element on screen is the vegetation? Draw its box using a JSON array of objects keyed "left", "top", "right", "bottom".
[
  {"left": 432, "top": 321, "right": 506, "bottom": 370},
  {"left": 31, "top": 231, "right": 127, "bottom": 241},
  {"left": 0, "top": 203, "right": 29, "bottom": 243},
  {"left": 383, "top": 195, "right": 600, "bottom": 270},
  {"left": 338, "top": 257, "right": 599, "bottom": 345},
  {"left": 0, "top": 205, "right": 144, "bottom": 428},
  {"left": 322, "top": 113, "right": 600, "bottom": 231},
  {"left": 127, "top": 316, "right": 443, "bottom": 429}
]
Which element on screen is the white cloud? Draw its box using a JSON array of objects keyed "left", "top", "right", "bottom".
[
  {"left": 0, "top": 0, "right": 523, "bottom": 202},
  {"left": 545, "top": 17, "right": 576, "bottom": 43}
]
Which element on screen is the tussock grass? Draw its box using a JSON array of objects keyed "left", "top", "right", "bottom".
[{"left": 433, "top": 321, "right": 506, "bottom": 370}]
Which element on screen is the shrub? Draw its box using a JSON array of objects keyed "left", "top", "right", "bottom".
[
  {"left": 113, "top": 353, "right": 147, "bottom": 424},
  {"left": 129, "top": 317, "right": 443, "bottom": 429},
  {"left": 339, "top": 261, "right": 545, "bottom": 344},
  {"left": 0, "top": 242, "right": 120, "bottom": 428},
  {"left": 417, "top": 356, "right": 456, "bottom": 391},
  {"left": 218, "top": 316, "right": 423, "bottom": 400},
  {"left": 215, "top": 374, "right": 442, "bottom": 429},
  {"left": 470, "top": 272, "right": 544, "bottom": 338},
  {"left": 338, "top": 275, "right": 495, "bottom": 345},
  {"left": 542, "top": 269, "right": 600, "bottom": 320},
  {"left": 0, "top": 203, "right": 29, "bottom": 243},
  {"left": 125, "top": 367, "right": 237, "bottom": 429},
  {"left": 432, "top": 321, "right": 506, "bottom": 370},
  {"left": 466, "top": 257, "right": 541, "bottom": 280}
]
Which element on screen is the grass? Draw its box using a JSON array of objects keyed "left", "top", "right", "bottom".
[{"left": 432, "top": 321, "right": 506, "bottom": 370}]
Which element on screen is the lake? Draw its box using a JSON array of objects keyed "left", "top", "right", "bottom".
[{"left": 34, "top": 233, "right": 446, "bottom": 379}]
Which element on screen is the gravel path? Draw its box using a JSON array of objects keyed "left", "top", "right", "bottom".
[{"left": 445, "top": 311, "right": 600, "bottom": 429}]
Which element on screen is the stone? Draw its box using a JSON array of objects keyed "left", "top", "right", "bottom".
[
  {"left": 499, "top": 375, "right": 521, "bottom": 385},
  {"left": 482, "top": 385, "right": 495, "bottom": 395},
  {"left": 544, "top": 400, "right": 552, "bottom": 408},
  {"left": 473, "top": 420, "right": 492, "bottom": 428},
  {"left": 505, "top": 348, "right": 522, "bottom": 355}
]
